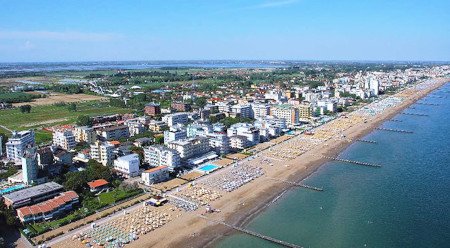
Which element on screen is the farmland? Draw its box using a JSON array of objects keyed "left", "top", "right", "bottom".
[{"left": 0, "top": 100, "right": 131, "bottom": 132}]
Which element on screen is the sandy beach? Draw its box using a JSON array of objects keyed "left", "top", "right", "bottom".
[{"left": 51, "top": 78, "right": 448, "bottom": 248}]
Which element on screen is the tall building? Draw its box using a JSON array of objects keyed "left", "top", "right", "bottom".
[
  {"left": 369, "top": 77, "right": 380, "bottom": 96},
  {"left": 74, "top": 126, "right": 97, "bottom": 144},
  {"left": 270, "top": 104, "right": 300, "bottom": 125},
  {"left": 227, "top": 123, "right": 260, "bottom": 146},
  {"left": 113, "top": 154, "right": 140, "bottom": 178},
  {"left": 53, "top": 130, "right": 76, "bottom": 151},
  {"left": 6, "top": 130, "right": 35, "bottom": 160},
  {"left": 207, "top": 132, "right": 230, "bottom": 155},
  {"left": 144, "top": 102, "right": 161, "bottom": 116},
  {"left": 144, "top": 145, "right": 181, "bottom": 171},
  {"left": 21, "top": 148, "right": 39, "bottom": 185},
  {"left": 90, "top": 141, "right": 115, "bottom": 166},
  {"left": 167, "top": 137, "right": 210, "bottom": 160},
  {"left": 231, "top": 104, "right": 253, "bottom": 119},
  {"left": 251, "top": 103, "right": 271, "bottom": 119},
  {"left": 297, "top": 104, "right": 312, "bottom": 119}
]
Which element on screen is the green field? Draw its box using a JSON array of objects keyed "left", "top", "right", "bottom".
[{"left": 0, "top": 101, "right": 131, "bottom": 131}]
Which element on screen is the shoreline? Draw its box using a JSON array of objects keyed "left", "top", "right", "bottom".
[
  {"left": 51, "top": 77, "right": 448, "bottom": 248},
  {"left": 170, "top": 78, "right": 449, "bottom": 248}
]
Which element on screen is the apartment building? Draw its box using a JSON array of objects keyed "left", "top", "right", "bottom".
[
  {"left": 53, "top": 130, "right": 76, "bottom": 151},
  {"left": 6, "top": 130, "right": 35, "bottom": 160},
  {"left": 90, "top": 141, "right": 115, "bottom": 166},
  {"left": 144, "top": 145, "right": 181, "bottom": 171}
]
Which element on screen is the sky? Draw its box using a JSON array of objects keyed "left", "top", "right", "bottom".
[{"left": 0, "top": 0, "right": 449, "bottom": 62}]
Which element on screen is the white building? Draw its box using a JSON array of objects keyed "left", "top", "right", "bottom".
[
  {"left": 227, "top": 123, "right": 260, "bottom": 146},
  {"left": 125, "top": 121, "right": 145, "bottom": 137},
  {"left": 6, "top": 130, "right": 35, "bottom": 160},
  {"left": 162, "top": 112, "right": 189, "bottom": 127},
  {"left": 0, "top": 135, "right": 3, "bottom": 157},
  {"left": 229, "top": 135, "right": 251, "bottom": 150},
  {"left": 74, "top": 126, "right": 96, "bottom": 144},
  {"left": 265, "top": 90, "right": 286, "bottom": 102},
  {"left": 317, "top": 100, "right": 337, "bottom": 114},
  {"left": 113, "top": 154, "right": 140, "bottom": 178},
  {"left": 207, "top": 132, "right": 230, "bottom": 155},
  {"left": 164, "top": 125, "right": 187, "bottom": 144},
  {"left": 216, "top": 101, "right": 233, "bottom": 113},
  {"left": 53, "top": 130, "right": 76, "bottom": 151},
  {"left": 231, "top": 104, "right": 253, "bottom": 119},
  {"left": 186, "top": 122, "right": 212, "bottom": 138},
  {"left": 251, "top": 103, "right": 271, "bottom": 119},
  {"left": 21, "top": 148, "right": 38, "bottom": 185},
  {"left": 90, "top": 141, "right": 115, "bottom": 166},
  {"left": 369, "top": 77, "right": 380, "bottom": 96},
  {"left": 144, "top": 145, "right": 181, "bottom": 171},
  {"left": 167, "top": 137, "right": 210, "bottom": 160},
  {"left": 141, "top": 166, "right": 170, "bottom": 186}
]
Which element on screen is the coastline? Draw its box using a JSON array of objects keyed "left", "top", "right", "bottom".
[
  {"left": 168, "top": 78, "right": 449, "bottom": 248},
  {"left": 51, "top": 77, "right": 448, "bottom": 248}
]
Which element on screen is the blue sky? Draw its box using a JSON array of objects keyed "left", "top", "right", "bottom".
[{"left": 0, "top": 0, "right": 449, "bottom": 62}]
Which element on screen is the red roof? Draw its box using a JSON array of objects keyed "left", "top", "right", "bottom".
[
  {"left": 16, "top": 191, "right": 79, "bottom": 219},
  {"left": 144, "top": 166, "right": 168, "bottom": 174},
  {"left": 87, "top": 179, "right": 109, "bottom": 189}
]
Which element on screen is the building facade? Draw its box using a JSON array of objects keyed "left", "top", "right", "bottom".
[
  {"left": 53, "top": 130, "right": 76, "bottom": 151},
  {"left": 144, "top": 145, "right": 181, "bottom": 171},
  {"left": 90, "top": 141, "right": 115, "bottom": 166},
  {"left": 141, "top": 166, "right": 170, "bottom": 186},
  {"left": 113, "top": 154, "right": 140, "bottom": 178},
  {"left": 6, "top": 130, "right": 35, "bottom": 160}
]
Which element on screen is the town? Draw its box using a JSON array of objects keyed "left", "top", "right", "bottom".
[{"left": 0, "top": 63, "right": 449, "bottom": 247}]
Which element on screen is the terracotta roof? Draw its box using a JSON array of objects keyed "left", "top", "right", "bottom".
[
  {"left": 144, "top": 166, "right": 168, "bottom": 174},
  {"left": 109, "top": 140, "right": 121, "bottom": 146},
  {"left": 16, "top": 191, "right": 79, "bottom": 219},
  {"left": 87, "top": 179, "right": 109, "bottom": 189}
]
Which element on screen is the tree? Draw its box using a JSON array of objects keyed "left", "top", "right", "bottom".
[
  {"left": 86, "top": 159, "right": 112, "bottom": 182},
  {"left": 76, "top": 115, "right": 93, "bottom": 127},
  {"left": 67, "top": 103, "right": 77, "bottom": 112},
  {"left": 19, "top": 104, "right": 31, "bottom": 113},
  {"left": 194, "top": 97, "right": 207, "bottom": 108},
  {"left": 64, "top": 171, "right": 88, "bottom": 192},
  {"left": 154, "top": 135, "right": 164, "bottom": 144}
]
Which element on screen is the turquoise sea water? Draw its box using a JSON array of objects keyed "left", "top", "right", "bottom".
[{"left": 216, "top": 83, "right": 450, "bottom": 248}]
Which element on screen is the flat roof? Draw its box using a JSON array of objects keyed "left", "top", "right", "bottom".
[
  {"left": 144, "top": 165, "right": 168, "bottom": 173},
  {"left": 3, "top": 182, "right": 63, "bottom": 203}
]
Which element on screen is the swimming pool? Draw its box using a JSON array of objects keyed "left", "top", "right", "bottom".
[
  {"left": 0, "top": 184, "right": 26, "bottom": 195},
  {"left": 197, "top": 164, "right": 219, "bottom": 173}
]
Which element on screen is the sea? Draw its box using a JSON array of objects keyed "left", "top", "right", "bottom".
[{"left": 216, "top": 82, "right": 450, "bottom": 248}]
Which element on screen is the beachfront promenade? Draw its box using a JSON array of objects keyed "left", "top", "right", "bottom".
[{"left": 48, "top": 78, "right": 448, "bottom": 248}]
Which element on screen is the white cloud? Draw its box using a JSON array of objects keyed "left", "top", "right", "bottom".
[{"left": 0, "top": 30, "right": 122, "bottom": 42}]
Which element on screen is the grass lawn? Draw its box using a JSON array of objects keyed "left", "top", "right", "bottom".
[
  {"left": 97, "top": 188, "right": 142, "bottom": 205},
  {"left": 0, "top": 100, "right": 131, "bottom": 131}
]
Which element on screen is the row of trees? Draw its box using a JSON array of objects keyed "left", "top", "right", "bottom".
[{"left": 0, "top": 92, "right": 41, "bottom": 103}]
